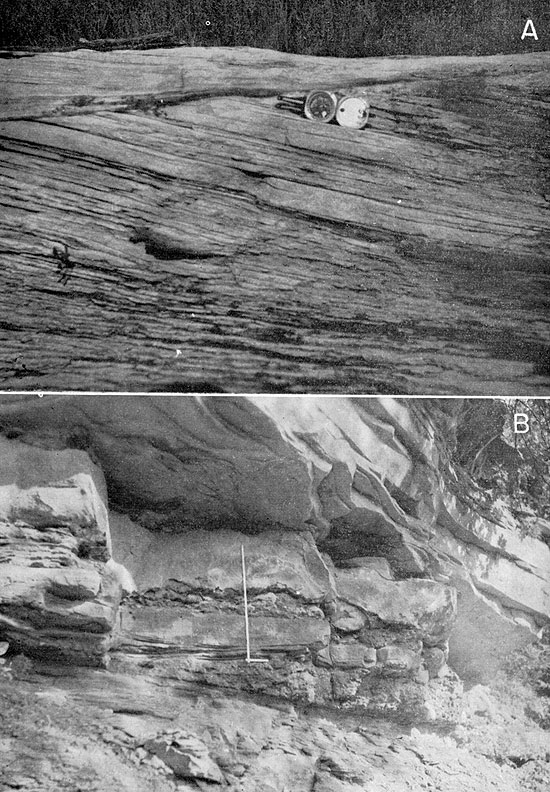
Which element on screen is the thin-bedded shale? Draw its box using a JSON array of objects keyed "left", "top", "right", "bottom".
[{"left": 0, "top": 47, "right": 548, "bottom": 392}]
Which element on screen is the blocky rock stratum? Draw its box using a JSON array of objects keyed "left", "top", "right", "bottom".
[{"left": 1, "top": 397, "right": 548, "bottom": 723}]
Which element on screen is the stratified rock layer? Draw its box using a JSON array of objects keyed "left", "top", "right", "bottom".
[
  {"left": 1, "top": 49, "right": 548, "bottom": 394},
  {"left": 0, "top": 436, "right": 120, "bottom": 664},
  {"left": 0, "top": 395, "right": 548, "bottom": 697}
]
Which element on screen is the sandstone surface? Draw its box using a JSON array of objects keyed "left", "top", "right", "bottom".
[
  {"left": 0, "top": 436, "right": 120, "bottom": 664},
  {"left": 0, "top": 395, "right": 548, "bottom": 791},
  {"left": 1, "top": 395, "right": 548, "bottom": 681},
  {"left": 1, "top": 49, "right": 548, "bottom": 394}
]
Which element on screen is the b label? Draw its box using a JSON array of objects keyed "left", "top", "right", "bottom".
[{"left": 514, "top": 413, "right": 530, "bottom": 434}]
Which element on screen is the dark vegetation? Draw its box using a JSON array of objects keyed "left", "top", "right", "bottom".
[
  {"left": 1, "top": 0, "right": 547, "bottom": 54},
  {"left": 499, "top": 400, "right": 550, "bottom": 526},
  {"left": 453, "top": 399, "right": 550, "bottom": 538}
]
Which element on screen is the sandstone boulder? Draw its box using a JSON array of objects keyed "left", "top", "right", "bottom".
[
  {"left": 330, "top": 644, "right": 377, "bottom": 668},
  {"left": 377, "top": 644, "right": 422, "bottom": 675},
  {"left": 143, "top": 730, "right": 224, "bottom": 783},
  {"left": 333, "top": 566, "right": 457, "bottom": 646},
  {"left": 110, "top": 518, "right": 335, "bottom": 603},
  {"left": 0, "top": 439, "right": 121, "bottom": 664},
  {"left": 0, "top": 436, "right": 110, "bottom": 560},
  {"left": 330, "top": 603, "right": 367, "bottom": 633}
]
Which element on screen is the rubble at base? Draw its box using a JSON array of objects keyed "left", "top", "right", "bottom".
[{"left": 0, "top": 396, "right": 548, "bottom": 791}]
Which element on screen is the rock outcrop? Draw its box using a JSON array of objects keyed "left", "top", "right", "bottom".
[
  {"left": 0, "top": 395, "right": 548, "bottom": 707},
  {"left": 1, "top": 394, "right": 549, "bottom": 791},
  {"left": 1, "top": 48, "right": 548, "bottom": 394},
  {"left": 0, "top": 436, "right": 120, "bottom": 665}
]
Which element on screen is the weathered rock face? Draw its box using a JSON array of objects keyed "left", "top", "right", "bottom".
[
  {"left": 1, "top": 48, "right": 549, "bottom": 395},
  {"left": 0, "top": 395, "right": 548, "bottom": 707},
  {"left": 0, "top": 436, "right": 121, "bottom": 664},
  {"left": 110, "top": 519, "right": 460, "bottom": 723},
  {"left": 4, "top": 662, "right": 543, "bottom": 792}
]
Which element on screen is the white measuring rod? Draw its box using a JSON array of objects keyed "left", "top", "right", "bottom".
[{"left": 241, "top": 544, "right": 269, "bottom": 664}]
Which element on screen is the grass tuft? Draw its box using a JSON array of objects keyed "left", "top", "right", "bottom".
[{"left": 1, "top": 0, "right": 548, "bottom": 55}]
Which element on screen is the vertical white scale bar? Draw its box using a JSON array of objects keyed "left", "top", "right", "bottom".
[
  {"left": 241, "top": 543, "right": 252, "bottom": 663},
  {"left": 241, "top": 544, "right": 268, "bottom": 663}
]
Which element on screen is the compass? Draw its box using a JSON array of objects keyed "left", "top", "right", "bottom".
[
  {"left": 336, "top": 96, "right": 370, "bottom": 129},
  {"left": 304, "top": 90, "right": 338, "bottom": 123}
]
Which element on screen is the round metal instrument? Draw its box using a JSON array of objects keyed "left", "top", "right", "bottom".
[
  {"left": 336, "top": 96, "right": 370, "bottom": 129},
  {"left": 304, "top": 90, "right": 338, "bottom": 123}
]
